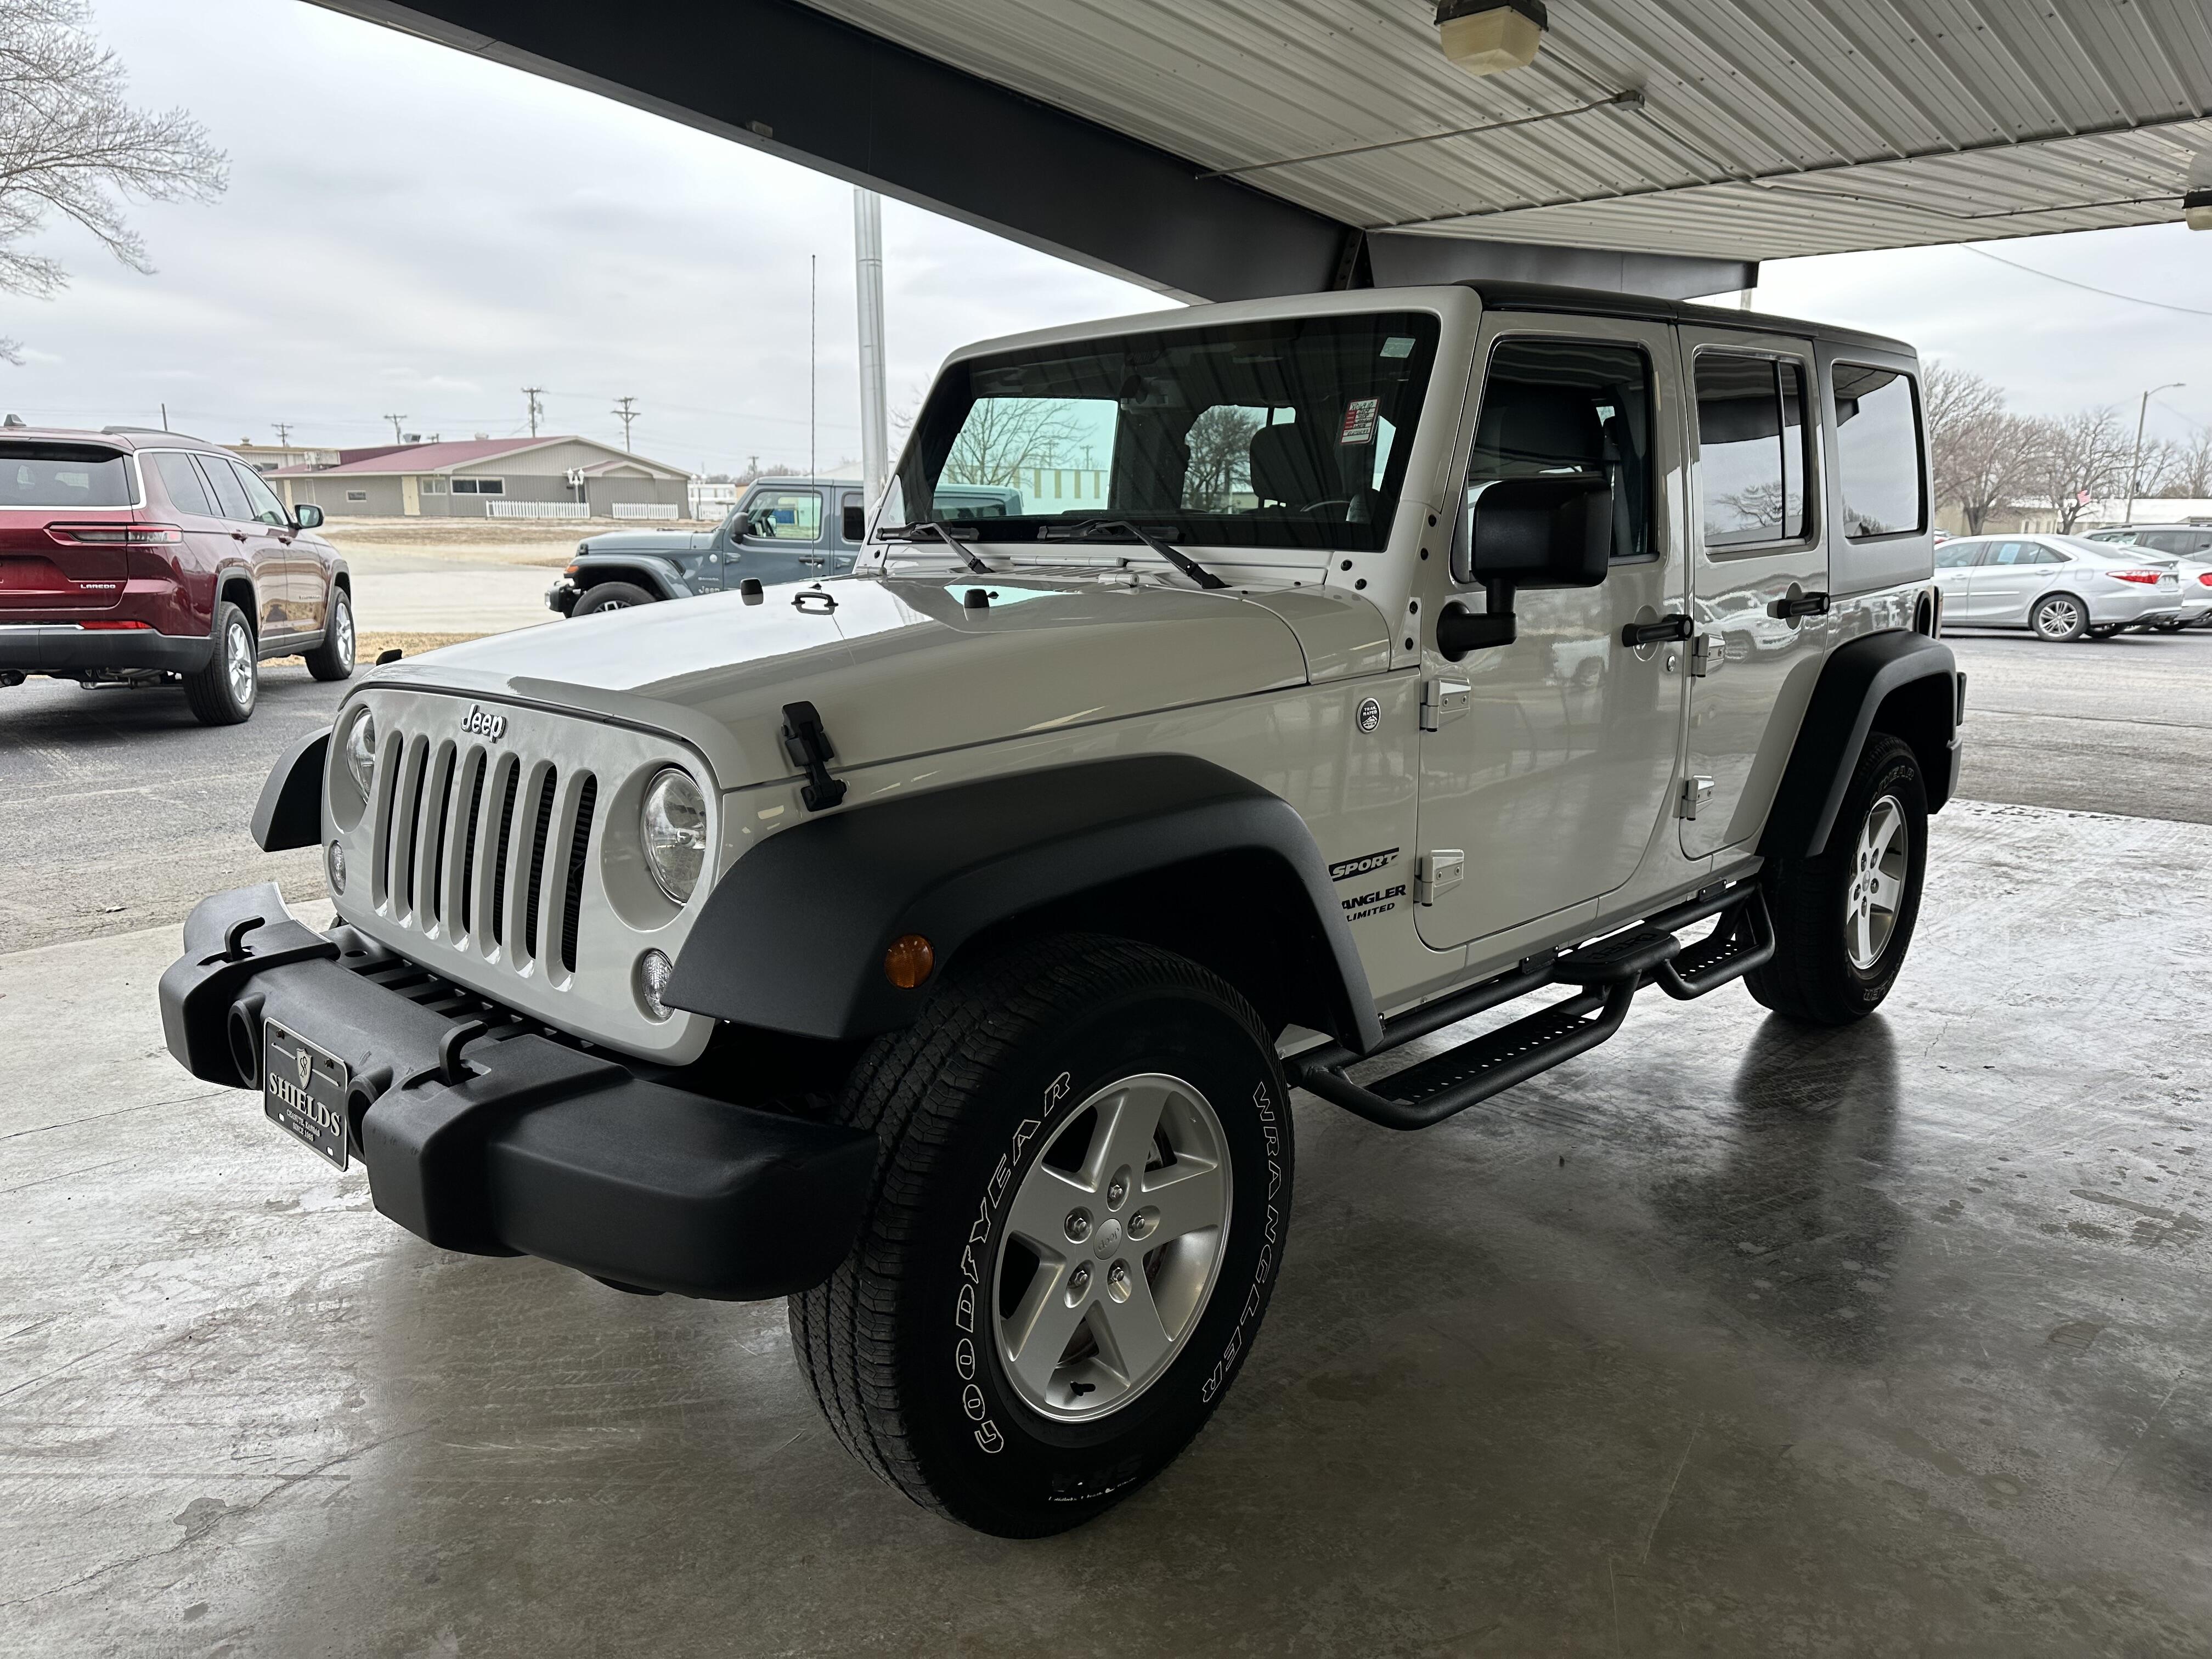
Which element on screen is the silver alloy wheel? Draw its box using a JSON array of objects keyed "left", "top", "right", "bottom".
[
  {"left": 2034, "top": 595, "right": 2083, "bottom": 639},
  {"left": 992, "top": 1073, "right": 1232, "bottom": 1422},
  {"left": 332, "top": 595, "right": 353, "bottom": 664},
  {"left": 224, "top": 619, "right": 255, "bottom": 707},
  {"left": 1845, "top": 793, "right": 1908, "bottom": 970}
]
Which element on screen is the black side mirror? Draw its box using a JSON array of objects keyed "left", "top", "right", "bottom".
[
  {"left": 1438, "top": 475, "right": 1612, "bottom": 659},
  {"left": 292, "top": 503, "right": 324, "bottom": 530}
]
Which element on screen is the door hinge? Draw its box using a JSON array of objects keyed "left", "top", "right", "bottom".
[
  {"left": 1688, "top": 633, "right": 1713, "bottom": 678},
  {"left": 1420, "top": 679, "right": 1470, "bottom": 731},
  {"left": 1678, "top": 775, "right": 1714, "bottom": 820},
  {"left": 1415, "top": 849, "right": 1465, "bottom": 905}
]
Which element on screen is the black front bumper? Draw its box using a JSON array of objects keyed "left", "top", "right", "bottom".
[
  {"left": 545, "top": 579, "right": 578, "bottom": 615},
  {"left": 159, "top": 884, "right": 875, "bottom": 1300},
  {"left": 0, "top": 623, "right": 213, "bottom": 674}
]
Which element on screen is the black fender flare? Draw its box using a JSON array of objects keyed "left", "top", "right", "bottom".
[
  {"left": 1763, "top": 630, "right": 1959, "bottom": 859},
  {"left": 252, "top": 724, "right": 329, "bottom": 852},
  {"left": 572, "top": 557, "right": 686, "bottom": 600},
  {"left": 663, "top": 754, "right": 1385, "bottom": 1052}
]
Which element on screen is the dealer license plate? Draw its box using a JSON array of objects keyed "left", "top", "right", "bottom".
[{"left": 263, "top": 1019, "right": 350, "bottom": 1170}]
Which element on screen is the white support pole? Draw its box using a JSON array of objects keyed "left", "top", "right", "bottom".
[{"left": 853, "top": 188, "right": 891, "bottom": 512}]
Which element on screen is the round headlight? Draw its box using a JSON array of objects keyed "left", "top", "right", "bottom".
[
  {"left": 343, "top": 709, "right": 376, "bottom": 794},
  {"left": 640, "top": 768, "right": 708, "bottom": 904}
]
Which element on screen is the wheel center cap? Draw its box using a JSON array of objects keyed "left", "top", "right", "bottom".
[{"left": 1093, "top": 1218, "right": 1124, "bottom": 1259}]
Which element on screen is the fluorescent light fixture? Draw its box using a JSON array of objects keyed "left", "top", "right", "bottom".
[
  {"left": 1435, "top": 0, "right": 1547, "bottom": 77},
  {"left": 2185, "top": 189, "right": 2212, "bottom": 232}
]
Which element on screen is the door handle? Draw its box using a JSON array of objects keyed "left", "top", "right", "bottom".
[
  {"left": 231, "top": 530, "right": 247, "bottom": 541},
  {"left": 1621, "top": 613, "right": 1694, "bottom": 647},
  {"left": 1768, "top": 590, "right": 1830, "bottom": 619}
]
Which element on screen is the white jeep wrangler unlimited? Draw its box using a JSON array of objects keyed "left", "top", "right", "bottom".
[{"left": 161, "top": 283, "right": 1961, "bottom": 1537}]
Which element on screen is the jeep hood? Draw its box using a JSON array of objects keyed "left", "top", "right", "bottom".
[
  {"left": 365, "top": 573, "right": 1384, "bottom": 790},
  {"left": 580, "top": 527, "right": 716, "bottom": 554}
]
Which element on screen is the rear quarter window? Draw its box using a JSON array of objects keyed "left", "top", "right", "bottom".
[{"left": 1831, "top": 365, "right": 1925, "bottom": 538}]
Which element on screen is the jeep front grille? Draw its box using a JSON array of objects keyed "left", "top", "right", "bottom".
[{"left": 334, "top": 686, "right": 719, "bottom": 1064}]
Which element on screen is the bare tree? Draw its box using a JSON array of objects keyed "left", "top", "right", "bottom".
[
  {"left": 2163, "top": 428, "right": 2212, "bottom": 499},
  {"left": 0, "top": 0, "right": 225, "bottom": 363},
  {"left": 2024, "top": 408, "right": 2132, "bottom": 534},
  {"left": 1923, "top": 363, "right": 2033, "bottom": 533},
  {"left": 943, "top": 397, "right": 1085, "bottom": 489},
  {"left": 1183, "top": 405, "right": 1263, "bottom": 510}
]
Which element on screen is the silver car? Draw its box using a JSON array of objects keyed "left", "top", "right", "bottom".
[
  {"left": 1933, "top": 533, "right": 2184, "bottom": 640},
  {"left": 2081, "top": 524, "right": 2212, "bottom": 629}
]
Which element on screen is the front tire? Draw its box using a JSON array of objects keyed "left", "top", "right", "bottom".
[
  {"left": 790, "top": 934, "right": 1293, "bottom": 1537},
  {"left": 303, "top": 585, "right": 355, "bottom": 681},
  {"left": 571, "top": 580, "right": 654, "bottom": 616},
  {"left": 183, "top": 601, "right": 257, "bottom": 725},
  {"left": 1748, "top": 733, "right": 1927, "bottom": 1025}
]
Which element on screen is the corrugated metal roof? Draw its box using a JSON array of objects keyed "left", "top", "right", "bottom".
[{"left": 798, "top": 0, "right": 2212, "bottom": 258}]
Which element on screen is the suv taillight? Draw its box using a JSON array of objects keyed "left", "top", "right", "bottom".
[
  {"left": 47, "top": 522, "right": 183, "bottom": 546},
  {"left": 2104, "top": 569, "right": 2163, "bottom": 585}
]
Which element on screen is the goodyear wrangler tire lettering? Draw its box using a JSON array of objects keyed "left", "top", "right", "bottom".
[{"left": 787, "top": 935, "right": 1293, "bottom": 1538}]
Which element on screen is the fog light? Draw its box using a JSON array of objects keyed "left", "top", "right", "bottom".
[
  {"left": 1435, "top": 0, "right": 1545, "bottom": 76},
  {"left": 883, "top": 933, "right": 934, "bottom": 989},
  {"left": 636, "top": 949, "right": 674, "bottom": 1020},
  {"left": 326, "top": 839, "right": 347, "bottom": 894}
]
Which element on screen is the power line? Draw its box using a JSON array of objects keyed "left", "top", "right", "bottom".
[
  {"left": 1960, "top": 245, "right": 2212, "bottom": 319},
  {"left": 611, "top": 395, "right": 639, "bottom": 449}
]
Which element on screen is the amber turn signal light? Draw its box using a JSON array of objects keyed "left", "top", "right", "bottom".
[{"left": 883, "top": 934, "right": 934, "bottom": 989}]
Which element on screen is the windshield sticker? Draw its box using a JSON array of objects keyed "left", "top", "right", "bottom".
[
  {"left": 1339, "top": 398, "right": 1379, "bottom": 447},
  {"left": 1380, "top": 336, "right": 1416, "bottom": 359}
]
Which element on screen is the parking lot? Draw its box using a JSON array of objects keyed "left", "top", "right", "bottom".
[{"left": 3, "top": 623, "right": 2208, "bottom": 1655}]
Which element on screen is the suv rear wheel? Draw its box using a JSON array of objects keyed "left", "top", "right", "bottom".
[
  {"left": 303, "top": 585, "right": 355, "bottom": 682},
  {"left": 1748, "top": 733, "right": 1927, "bottom": 1025},
  {"left": 183, "top": 601, "right": 257, "bottom": 725},
  {"left": 789, "top": 933, "right": 1293, "bottom": 1537}
]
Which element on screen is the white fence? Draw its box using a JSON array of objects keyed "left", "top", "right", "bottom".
[
  {"left": 485, "top": 500, "right": 591, "bottom": 520},
  {"left": 610, "top": 503, "right": 681, "bottom": 520}
]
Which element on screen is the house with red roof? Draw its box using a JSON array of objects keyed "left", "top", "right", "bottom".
[{"left": 267, "top": 435, "right": 690, "bottom": 519}]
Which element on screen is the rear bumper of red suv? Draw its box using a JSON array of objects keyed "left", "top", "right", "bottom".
[{"left": 0, "top": 620, "right": 213, "bottom": 675}]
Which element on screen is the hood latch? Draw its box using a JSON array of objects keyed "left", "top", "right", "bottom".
[{"left": 781, "top": 701, "right": 848, "bottom": 811}]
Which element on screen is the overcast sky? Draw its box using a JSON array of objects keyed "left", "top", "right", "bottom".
[{"left": 4, "top": 0, "right": 2207, "bottom": 474}]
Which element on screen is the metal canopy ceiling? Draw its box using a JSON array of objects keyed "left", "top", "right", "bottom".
[{"left": 319, "top": 0, "right": 2210, "bottom": 298}]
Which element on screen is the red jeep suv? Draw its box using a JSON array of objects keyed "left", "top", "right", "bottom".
[{"left": 0, "top": 425, "right": 354, "bottom": 724}]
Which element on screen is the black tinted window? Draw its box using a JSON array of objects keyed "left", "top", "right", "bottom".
[
  {"left": 1832, "top": 365, "right": 1925, "bottom": 537},
  {"left": 149, "top": 452, "right": 213, "bottom": 516},
  {"left": 1458, "top": 335, "right": 1652, "bottom": 579},
  {"left": 1695, "top": 352, "right": 1811, "bottom": 548},
  {"left": 0, "top": 443, "right": 135, "bottom": 507},
  {"left": 194, "top": 454, "right": 254, "bottom": 521}
]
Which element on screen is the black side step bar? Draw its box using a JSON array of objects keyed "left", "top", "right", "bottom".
[{"left": 1288, "top": 882, "right": 1775, "bottom": 1132}]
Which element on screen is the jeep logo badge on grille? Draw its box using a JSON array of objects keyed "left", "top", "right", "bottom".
[{"left": 460, "top": 705, "right": 507, "bottom": 741}]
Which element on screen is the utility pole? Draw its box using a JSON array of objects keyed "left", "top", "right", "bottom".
[
  {"left": 2125, "top": 382, "right": 2185, "bottom": 526},
  {"left": 521, "top": 386, "right": 544, "bottom": 438},
  {"left": 272, "top": 421, "right": 292, "bottom": 447},
  {"left": 383, "top": 413, "right": 407, "bottom": 444},
  {"left": 159, "top": 402, "right": 168, "bottom": 430},
  {"left": 612, "top": 396, "right": 639, "bottom": 450},
  {"left": 853, "top": 189, "right": 890, "bottom": 512}
]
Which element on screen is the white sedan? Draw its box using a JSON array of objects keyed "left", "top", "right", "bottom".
[
  {"left": 1933, "top": 534, "right": 2184, "bottom": 641},
  {"left": 2081, "top": 524, "right": 2212, "bottom": 629}
]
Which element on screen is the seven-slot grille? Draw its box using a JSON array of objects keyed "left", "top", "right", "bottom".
[{"left": 368, "top": 725, "right": 600, "bottom": 981}]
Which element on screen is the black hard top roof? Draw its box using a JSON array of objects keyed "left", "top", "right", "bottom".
[{"left": 1460, "top": 281, "right": 1915, "bottom": 358}]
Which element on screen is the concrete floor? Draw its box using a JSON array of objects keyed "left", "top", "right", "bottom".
[{"left": 4, "top": 799, "right": 2209, "bottom": 1656}]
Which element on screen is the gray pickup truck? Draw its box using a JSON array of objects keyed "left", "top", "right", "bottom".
[{"left": 547, "top": 477, "right": 1022, "bottom": 615}]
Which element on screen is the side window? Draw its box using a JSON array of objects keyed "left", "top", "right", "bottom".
[
  {"left": 194, "top": 454, "right": 254, "bottom": 521},
  {"left": 1832, "top": 364, "right": 1925, "bottom": 538},
  {"left": 840, "top": 490, "right": 865, "bottom": 542},
  {"left": 748, "top": 489, "right": 823, "bottom": 540},
  {"left": 1455, "top": 335, "right": 1652, "bottom": 582},
  {"left": 229, "top": 461, "right": 290, "bottom": 526},
  {"left": 149, "top": 452, "right": 214, "bottom": 516},
  {"left": 1694, "top": 351, "right": 1812, "bottom": 549},
  {"left": 1934, "top": 540, "right": 1979, "bottom": 568},
  {"left": 2035, "top": 545, "right": 2069, "bottom": 565}
]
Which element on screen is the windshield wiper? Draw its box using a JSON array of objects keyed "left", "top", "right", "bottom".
[
  {"left": 882, "top": 518, "right": 991, "bottom": 575},
  {"left": 1045, "top": 518, "right": 1227, "bottom": 591}
]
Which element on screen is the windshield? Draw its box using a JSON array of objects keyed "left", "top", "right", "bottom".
[
  {"left": 885, "top": 312, "right": 1442, "bottom": 554},
  {"left": 0, "top": 443, "right": 137, "bottom": 509}
]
